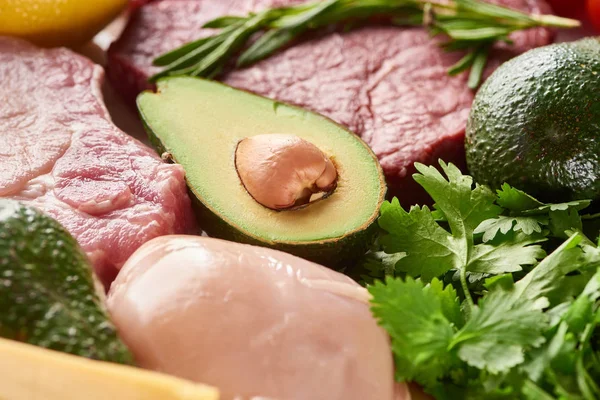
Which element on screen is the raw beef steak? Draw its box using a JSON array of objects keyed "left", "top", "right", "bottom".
[
  {"left": 0, "top": 37, "right": 196, "bottom": 287},
  {"left": 107, "top": 0, "right": 553, "bottom": 204}
]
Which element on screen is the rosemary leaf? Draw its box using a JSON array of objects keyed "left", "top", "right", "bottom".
[
  {"left": 455, "top": 0, "right": 533, "bottom": 23},
  {"left": 443, "top": 26, "right": 512, "bottom": 41},
  {"left": 150, "top": 29, "right": 236, "bottom": 81},
  {"left": 275, "top": 0, "right": 339, "bottom": 28},
  {"left": 189, "top": 12, "right": 272, "bottom": 77},
  {"left": 448, "top": 51, "right": 476, "bottom": 76},
  {"left": 237, "top": 28, "right": 298, "bottom": 67},
  {"left": 153, "top": 36, "right": 214, "bottom": 67},
  {"left": 203, "top": 16, "right": 247, "bottom": 29},
  {"left": 238, "top": 0, "right": 340, "bottom": 67},
  {"left": 467, "top": 45, "right": 490, "bottom": 89},
  {"left": 151, "top": 0, "right": 580, "bottom": 89}
]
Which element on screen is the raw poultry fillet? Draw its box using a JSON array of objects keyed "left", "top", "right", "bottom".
[
  {"left": 0, "top": 37, "right": 196, "bottom": 286},
  {"left": 107, "top": 0, "right": 553, "bottom": 204},
  {"left": 107, "top": 235, "right": 410, "bottom": 400}
]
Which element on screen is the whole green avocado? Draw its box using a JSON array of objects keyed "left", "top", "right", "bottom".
[
  {"left": 0, "top": 200, "right": 133, "bottom": 364},
  {"left": 466, "top": 38, "right": 600, "bottom": 203}
]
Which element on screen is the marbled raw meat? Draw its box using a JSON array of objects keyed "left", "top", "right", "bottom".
[
  {"left": 0, "top": 37, "right": 196, "bottom": 286},
  {"left": 107, "top": 0, "right": 553, "bottom": 203}
]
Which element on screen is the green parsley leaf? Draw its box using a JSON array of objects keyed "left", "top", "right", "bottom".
[
  {"left": 428, "top": 278, "right": 464, "bottom": 328},
  {"left": 521, "top": 379, "right": 557, "bottom": 400},
  {"left": 475, "top": 215, "right": 547, "bottom": 242},
  {"left": 369, "top": 277, "right": 459, "bottom": 385},
  {"left": 546, "top": 271, "right": 598, "bottom": 307},
  {"left": 379, "top": 200, "right": 460, "bottom": 281},
  {"left": 523, "top": 321, "right": 569, "bottom": 382},
  {"left": 379, "top": 162, "right": 544, "bottom": 306},
  {"left": 451, "top": 286, "right": 547, "bottom": 373},
  {"left": 413, "top": 161, "right": 501, "bottom": 238},
  {"left": 467, "top": 232, "right": 546, "bottom": 275},
  {"left": 489, "top": 183, "right": 591, "bottom": 242},
  {"left": 549, "top": 208, "right": 584, "bottom": 239},
  {"left": 563, "top": 268, "right": 600, "bottom": 336},
  {"left": 496, "top": 183, "right": 590, "bottom": 216},
  {"left": 496, "top": 183, "right": 544, "bottom": 212},
  {"left": 514, "top": 234, "right": 587, "bottom": 303},
  {"left": 349, "top": 249, "right": 405, "bottom": 286},
  {"left": 522, "top": 269, "right": 600, "bottom": 398},
  {"left": 368, "top": 162, "right": 600, "bottom": 399},
  {"left": 521, "top": 200, "right": 591, "bottom": 215}
]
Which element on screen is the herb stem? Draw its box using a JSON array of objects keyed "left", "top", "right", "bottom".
[
  {"left": 150, "top": 0, "right": 581, "bottom": 87},
  {"left": 460, "top": 265, "right": 475, "bottom": 310},
  {"left": 532, "top": 13, "right": 583, "bottom": 28}
]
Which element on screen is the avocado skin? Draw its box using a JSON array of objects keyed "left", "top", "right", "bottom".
[
  {"left": 144, "top": 119, "right": 380, "bottom": 269},
  {"left": 0, "top": 200, "right": 133, "bottom": 364},
  {"left": 466, "top": 38, "right": 600, "bottom": 203},
  {"left": 190, "top": 194, "right": 380, "bottom": 270}
]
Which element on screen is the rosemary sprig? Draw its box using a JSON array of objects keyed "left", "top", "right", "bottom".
[{"left": 150, "top": 0, "right": 579, "bottom": 89}]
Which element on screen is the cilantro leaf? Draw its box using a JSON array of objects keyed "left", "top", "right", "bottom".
[
  {"left": 451, "top": 286, "right": 547, "bottom": 373},
  {"left": 522, "top": 269, "right": 600, "bottom": 398},
  {"left": 428, "top": 277, "right": 464, "bottom": 328},
  {"left": 521, "top": 380, "right": 557, "bottom": 400},
  {"left": 523, "top": 321, "right": 569, "bottom": 382},
  {"left": 379, "top": 161, "right": 506, "bottom": 283},
  {"left": 563, "top": 268, "right": 600, "bottom": 336},
  {"left": 379, "top": 199, "right": 460, "bottom": 281},
  {"left": 515, "top": 233, "right": 599, "bottom": 304},
  {"left": 467, "top": 233, "right": 546, "bottom": 275},
  {"left": 349, "top": 250, "right": 405, "bottom": 286},
  {"left": 496, "top": 183, "right": 544, "bottom": 212},
  {"left": 369, "top": 277, "right": 459, "bottom": 385},
  {"left": 548, "top": 208, "right": 583, "bottom": 238},
  {"left": 546, "top": 271, "right": 598, "bottom": 307},
  {"left": 521, "top": 200, "right": 591, "bottom": 215},
  {"left": 488, "top": 183, "right": 590, "bottom": 242},
  {"left": 368, "top": 162, "right": 600, "bottom": 399},
  {"left": 497, "top": 183, "right": 590, "bottom": 215},
  {"left": 475, "top": 215, "right": 547, "bottom": 242},
  {"left": 413, "top": 161, "right": 501, "bottom": 238},
  {"left": 379, "top": 162, "right": 551, "bottom": 310}
]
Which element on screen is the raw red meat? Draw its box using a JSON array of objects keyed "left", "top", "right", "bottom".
[
  {"left": 0, "top": 37, "right": 196, "bottom": 287},
  {"left": 107, "top": 0, "right": 553, "bottom": 204}
]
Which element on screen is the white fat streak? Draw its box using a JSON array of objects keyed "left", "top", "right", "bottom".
[{"left": 12, "top": 174, "right": 54, "bottom": 199}]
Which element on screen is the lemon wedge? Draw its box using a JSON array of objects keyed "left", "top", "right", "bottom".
[{"left": 0, "top": 0, "right": 128, "bottom": 47}]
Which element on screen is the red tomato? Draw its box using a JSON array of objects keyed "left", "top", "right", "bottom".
[{"left": 589, "top": 0, "right": 600, "bottom": 31}]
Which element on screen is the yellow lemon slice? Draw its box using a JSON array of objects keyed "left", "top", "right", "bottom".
[{"left": 0, "top": 0, "right": 128, "bottom": 47}]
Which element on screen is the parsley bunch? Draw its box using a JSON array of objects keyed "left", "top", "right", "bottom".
[{"left": 364, "top": 161, "right": 600, "bottom": 399}]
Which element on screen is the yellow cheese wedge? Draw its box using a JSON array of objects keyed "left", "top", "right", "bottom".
[{"left": 0, "top": 338, "right": 219, "bottom": 400}]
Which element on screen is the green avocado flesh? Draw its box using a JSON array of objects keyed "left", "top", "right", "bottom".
[
  {"left": 466, "top": 38, "right": 600, "bottom": 203},
  {"left": 0, "top": 200, "right": 133, "bottom": 364},
  {"left": 138, "top": 77, "right": 386, "bottom": 265}
]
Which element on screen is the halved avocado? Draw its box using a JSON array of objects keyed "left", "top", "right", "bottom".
[{"left": 137, "top": 77, "right": 386, "bottom": 268}]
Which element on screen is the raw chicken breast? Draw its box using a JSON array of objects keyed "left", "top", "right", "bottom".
[{"left": 107, "top": 236, "right": 408, "bottom": 400}]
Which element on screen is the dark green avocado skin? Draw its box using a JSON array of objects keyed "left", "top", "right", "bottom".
[
  {"left": 466, "top": 38, "right": 600, "bottom": 203},
  {"left": 0, "top": 200, "right": 133, "bottom": 364}
]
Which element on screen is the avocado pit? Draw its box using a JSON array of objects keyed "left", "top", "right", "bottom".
[{"left": 235, "top": 134, "right": 338, "bottom": 210}]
